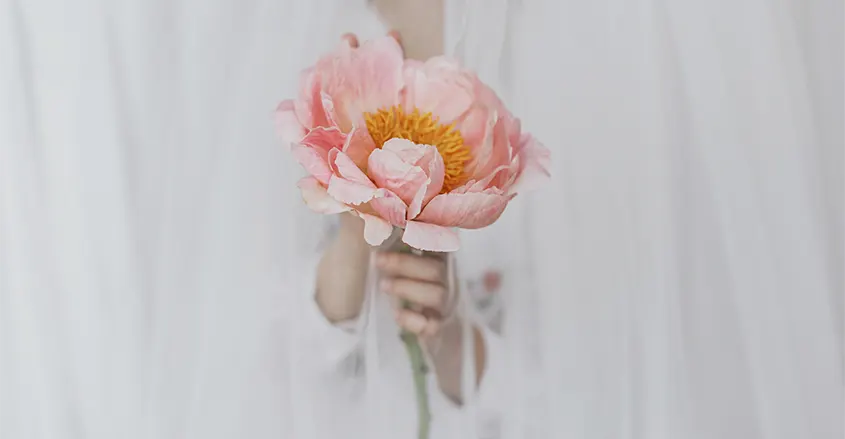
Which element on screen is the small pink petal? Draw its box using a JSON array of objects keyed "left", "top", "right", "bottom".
[
  {"left": 421, "top": 149, "right": 445, "bottom": 204},
  {"left": 407, "top": 178, "right": 430, "bottom": 220},
  {"left": 332, "top": 150, "right": 375, "bottom": 187},
  {"left": 274, "top": 100, "right": 305, "bottom": 143},
  {"left": 402, "top": 221, "right": 460, "bottom": 252},
  {"left": 296, "top": 68, "right": 329, "bottom": 129},
  {"left": 506, "top": 136, "right": 551, "bottom": 194},
  {"left": 417, "top": 190, "right": 512, "bottom": 229},
  {"left": 320, "top": 92, "right": 339, "bottom": 128},
  {"left": 301, "top": 127, "right": 345, "bottom": 157},
  {"left": 291, "top": 144, "right": 333, "bottom": 185},
  {"left": 342, "top": 125, "right": 377, "bottom": 170},
  {"left": 368, "top": 143, "right": 428, "bottom": 205},
  {"left": 470, "top": 114, "right": 511, "bottom": 181},
  {"left": 297, "top": 177, "right": 350, "bottom": 214},
  {"left": 327, "top": 175, "right": 380, "bottom": 205},
  {"left": 467, "top": 165, "right": 509, "bottom": 192},
  {"left": 358, "top": 213, "right": 393, "bottom": 246},
  {"left": 369, "top": 190, "right": 408, "bottom": 227},
  {"left": 382, "top": 137, "right": 426, "bottom": 163}
]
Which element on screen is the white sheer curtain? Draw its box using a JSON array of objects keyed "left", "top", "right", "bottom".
[
  {"left": 1, "top": 1, "right": 383, "bottom": 438},
  {"left": 493, "top": 1, "right": 843, "bottom": 438},
  {"left": 1, "top": 0, "right": 841, "bottom": 438}
]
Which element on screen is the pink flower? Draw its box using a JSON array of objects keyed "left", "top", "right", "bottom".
[{"left": 276, "top": 36, "right": 550, "bottom": 252}]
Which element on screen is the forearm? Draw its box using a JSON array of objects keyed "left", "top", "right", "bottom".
[
  {"left": 315, "top": 214, "right": 371, "bottom": 323},
  {"left": 427, "top": 320, "right": 487, "bottom": 403}
]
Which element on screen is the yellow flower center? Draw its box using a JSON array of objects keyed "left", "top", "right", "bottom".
[{"left": 364, "top": 105, "right": 470, "bottom": 193}]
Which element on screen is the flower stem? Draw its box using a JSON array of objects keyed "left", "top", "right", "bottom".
[
  {"left": 400, "top": 328, "right": 431, "bottom": 439},
  {"left": 388, "top": 233, "right": 432, "bottom": 439}
]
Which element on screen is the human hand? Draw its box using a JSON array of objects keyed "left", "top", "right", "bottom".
[{"left": 375, "top": 250, "right": 455, "bottom": 341}]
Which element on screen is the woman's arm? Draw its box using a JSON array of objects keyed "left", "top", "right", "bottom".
[{"left": 315, "top": 213, "right": 371, "bottom": 323}]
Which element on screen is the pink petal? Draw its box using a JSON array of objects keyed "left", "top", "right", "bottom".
[
  {"left": 466, "top": 165, "right": 509, "bottom": 193},
  {"left": 274, "top": 100, "right": 306, "bottom": 144},
  {"left": 382, "top": 136, "right": 427, "bottom": 163},
  {"left": 407, "top": 178, "right": 430, "bottom": 220},
  {"left": 301, "top": 127, "right": 345, "bottom": 157},
  {"left": 469, "top": 114, "right": 511, "bottom": 181},
  {"left": 367, "top": 141, "right": 428, "bottom": 206},
  {"left": 291, "top": 144, "right": 333, "bottom": 185},
  {"left": 318, "top": 36, "right": 404, "bottom": 130},
  {"left": 407, "top": 149, "right": 445, "bottom": 219},
  {"left": 353, "top": 37, "right": 405, "bottom": 113},
  {"left": 331, "top": 150, "right": 375, "bottom": 187},
  {"left": 327, "top": 175, "right": 380, "bottom": 205},
  {"left": 506, "top": 135, "right": 551, "bottom": 194},
  {"left": 320, "top": 92, "right": 339, "bottom": 128},
  {"left": 374, "top": 139, "right": 444, "bottom": 217},
  {"left": 402, "top": 221, "right": 460, "bottom": 252},
  {"left": 369, "top": 190, "right": 408, "bottom": 228},
  {"left": 459, "top": 106, "right": 497, "bottom": 173},
  {"left": 416, "top": 190, "right": 513, "bottom": 229},
  {"left": 342, "top": 125, "right": 377, "bottom": 170},
  {"left": 297, "top": 177, "right": 350, "bottom": 214},
  {"left": 402, "top": 57, "right": 474, "bottom": 124},
  {"left": 295, "top": 67, "right": 330, "bottom": 129},
  {"left": 358, "top": 213, "right": 394, "bottom": 246},
  {"left": 414, "top": 144, "right": 445, "bottom": 205}
]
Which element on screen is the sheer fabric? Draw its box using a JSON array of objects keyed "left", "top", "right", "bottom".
[
  {"left": 499, "top": 1, "right": 843, "bottom": 438},
  {"left": 0, "top": 1, "right": 384, "bottom": 438}
]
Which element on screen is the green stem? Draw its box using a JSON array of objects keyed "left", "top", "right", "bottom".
[
  {"left": 388, "top": 234, "right": 432, "bottom": 439},
  {"left": 400, "top": 328, "right": 431, "bottom": 439}
]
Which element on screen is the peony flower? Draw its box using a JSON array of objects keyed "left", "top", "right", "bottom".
[{"left": 276, "top": 36, "right": 549, "bottom": 252}]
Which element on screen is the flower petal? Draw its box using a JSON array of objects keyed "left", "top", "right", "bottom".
[
  {"left": 402, "top": 221, "right": 460, "bottom": 252},
  {"left": 466, "top": 165, "right": 509, "bottom": 193},
  {"left": 416, "top": 190, "right": 512, "bottom": 229},
  {"left": 407, "top": 178, "right": 430, "bottom": 220},
  {"left": 301, "top": 127, "right": 345, "bottom": 156},
  {"left": 295, "top": 67, "right": 330, "bottom": 129},
  {"left": 368, "top": 142, "right": 429, "bottom": 206},
  {"left": 318, "top": 36, "right": 404, "bottom": 131},
  {"left": 420, "top": 148, "right": 445, "bottom": 204},
  {"left": 369, "top": 190, "right": 408, "bottom": 228},
  {"left": 342, "top": 125, "right": 377, "bottom": 170},
  {"left": 327, "top": 175, "right": 380, "bottom": 205},
  {"left": 297, "top": 177, "right": 350, "bottom": 214},
  {"left": 403, "top": 57, "right": 475, "bottom": 124},
  {"left": 331, "top": 149, "right": 375, "bottom": 187},
  {"left": 358, "top": 213, "right": 393, "bottom": 246},
  {"left": 291, "top": 144, "right": 333, "bottom": 185},
  {"left": 275, "top": 100, "right": 306, "bottom": 144},
  {"left": 506, "top": 135, "right": 551, "bottom": 194},
  {"left": 469, "top": 113, "right": 511, "bottom": 181}
]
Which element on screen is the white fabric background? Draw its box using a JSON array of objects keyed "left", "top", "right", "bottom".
[{"left": 1, "top": 0, "right": 842, "bottom": 438}]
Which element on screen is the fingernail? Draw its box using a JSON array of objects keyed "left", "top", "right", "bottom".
[{"left": 380, "top": 279, "right": 391, "bottom": 292}]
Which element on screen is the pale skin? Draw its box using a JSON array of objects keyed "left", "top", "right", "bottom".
[{"left": 315, "top": 2, "right": 487, "bottom": 402}]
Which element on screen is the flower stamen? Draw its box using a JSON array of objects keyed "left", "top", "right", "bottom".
[{"left": 365, "top": 105, "right": 470, "bottom": 193}]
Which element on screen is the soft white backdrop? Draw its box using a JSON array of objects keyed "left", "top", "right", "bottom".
[{"left": 1, "top": 0, "right": 841, "bottom": 438}]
